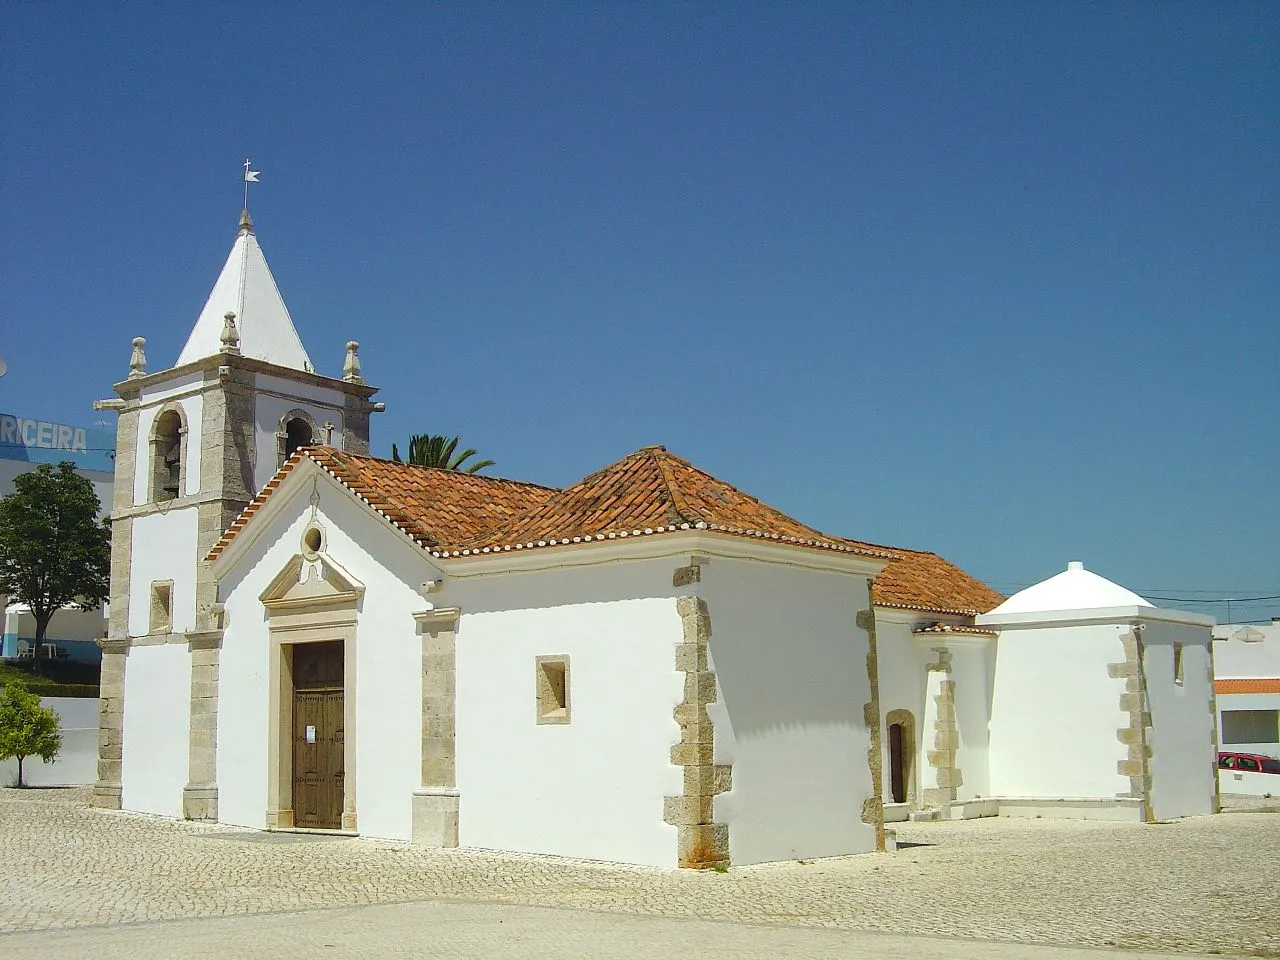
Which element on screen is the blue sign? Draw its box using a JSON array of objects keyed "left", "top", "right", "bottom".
[{"left": 0, "top": 413, "right": 115, "bottom": 474}]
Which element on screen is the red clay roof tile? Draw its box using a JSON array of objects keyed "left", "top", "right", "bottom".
[{"left": 205, "top": 445, "right": 1003, "bottom": 617}]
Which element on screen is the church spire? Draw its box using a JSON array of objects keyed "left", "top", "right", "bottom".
[{"left": 174, "top": 206, "right": 313, "bottom": 372}]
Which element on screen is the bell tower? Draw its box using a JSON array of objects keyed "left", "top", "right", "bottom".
[{"left": 91, "top": 210, "right": 382, "bottom": 817}]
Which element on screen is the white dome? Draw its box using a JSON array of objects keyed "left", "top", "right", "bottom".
[{"left": 990, "top": 561, "right": 1152, "bottom": 615}]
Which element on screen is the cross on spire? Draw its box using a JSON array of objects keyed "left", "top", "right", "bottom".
[{"left": 242, "top": 158, "right": 261, "bottom": 212}]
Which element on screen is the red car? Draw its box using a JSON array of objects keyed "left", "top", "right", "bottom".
[{"left": 1218, "top": 752, "right": 1280, "bottom": 774}]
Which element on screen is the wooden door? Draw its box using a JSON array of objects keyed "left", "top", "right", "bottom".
[{"left": 292, "top": 641, "right": 345, "bottom": 829}]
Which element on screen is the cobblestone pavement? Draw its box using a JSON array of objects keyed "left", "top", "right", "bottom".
[{"left": 1, "top": 788, "right": 1276, "bottom": 957}]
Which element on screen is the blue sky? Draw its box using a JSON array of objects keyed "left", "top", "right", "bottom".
[{"left": 2, "top": 3, "right": 1276, "bottom": 619}]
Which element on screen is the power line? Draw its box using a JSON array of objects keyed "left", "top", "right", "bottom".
[{"left": 1146, "top": 595, "right": 1280, "bottom": 604}]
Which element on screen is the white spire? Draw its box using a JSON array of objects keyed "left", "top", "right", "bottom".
[{"left": 175, "top": 213, "right": 313, "bottom": 372}]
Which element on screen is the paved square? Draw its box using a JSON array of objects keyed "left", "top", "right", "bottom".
[{"left": 0, "top": 788, "right": 1276, "bottom": 957}]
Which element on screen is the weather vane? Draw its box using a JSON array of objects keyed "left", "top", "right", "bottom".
[{"left": 243, "top": 158, "right": 261, "bottom": 211}]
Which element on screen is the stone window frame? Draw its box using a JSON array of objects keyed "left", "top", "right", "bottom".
[
  {"left": 148, "top": 402, "right": 189, "bottom": 503},
  {"left": 884, "top": 707, "right": 918, "bottom": 805},
  {"left": 535, "top": 655, "right": 571, "bottom": 724},
  {"left": 148, "top": 580, "right": 174, "bottom": 636},
  {"left": 277, "top": 408, "right": 319, "bottom": 468}
]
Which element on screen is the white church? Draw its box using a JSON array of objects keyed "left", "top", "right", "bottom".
[{"left": 92, "top": 210, "right": 1220, "bottom": 868}]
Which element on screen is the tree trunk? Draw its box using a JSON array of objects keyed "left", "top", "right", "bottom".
[
  {"left": 32, "top": 610, "right": 53, "bottom": 677},
  {"left": 16, "top": 754, "right": 25, "bottom": 788}
]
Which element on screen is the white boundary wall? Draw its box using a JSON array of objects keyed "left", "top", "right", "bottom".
[{"left": 0, "top": 696, "right": 98, "bottom": 787}]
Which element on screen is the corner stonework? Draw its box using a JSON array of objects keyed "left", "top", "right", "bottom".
[
  {"left": 1109, "top": 628, "right": 1154, "bottom": 821},
  {"left": 665, "top": 595, "right": 731, "bottom": 869},
  {"left": 922, "top": 647, "right": 963, "bottom": 810},
  {"left": 412, "top": 607, "right": 461, "bottom": 848},
  {"left": 856, "top": 603, "right": 885, "bottom": 852},
  {"left": 91, "top": 639, "right": 130, "bottom": 809},
  {"left": 183, "top": 628, "right": 223, "bottom": 820}
]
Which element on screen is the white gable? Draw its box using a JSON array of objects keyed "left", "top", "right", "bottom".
[
  {"left": 176, "top": 216, "right": 313, "bottom": 371},
  {"left": 990, "top": 561, "right": 1152, "bottom": 615}
]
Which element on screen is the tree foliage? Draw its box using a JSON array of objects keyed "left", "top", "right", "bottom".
[
  {"left": 0, "top": 680, "right": 62, "bottom": 787},
  {"left": 0, "top": 462, "right": 110, "bottom": 671},
  {"left": 391, "top": 434, "right": 495, "bottom": 474}
]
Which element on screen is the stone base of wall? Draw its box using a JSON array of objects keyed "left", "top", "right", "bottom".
[
  {"left": 90, "top": 781, "right": 122, "bottom": 809},
  {"left": 411, "top": 789, "right": 460, "bottom": 847},
  {"left": 182, "top": 784, "right": 219, "bottom": 820}
]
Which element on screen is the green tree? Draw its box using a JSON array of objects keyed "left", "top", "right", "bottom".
[
  {"left": 0, "top": 462, "right": 111, "bottom": 674},
  {"left": 0, "top": 680, "right": 62, "bottom": 787},
  {"left": 391, "top": 434, "right": 495, "bottom": 474}
]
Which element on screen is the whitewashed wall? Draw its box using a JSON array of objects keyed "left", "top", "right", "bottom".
[
  {"left": 1217, "top": 767, "right": 1280, "bottom": 798},
  {"left": 950, "top": 640, "right": 994, "bottom": 800},
  {"left": 216, "top": 477, "right": 431, "bottom": 839},
  {"left": 132, "top": 373, "right": 205, "bottom": 506},
  {"left": 988, "top": 623, "right": 1131, "bottom": 799},
  {"left": 252, "top": 378, "right": 345, "bottom": 489},
  {"left": 1142, "top": 622, "right": 1216, "bottom": 819},
  {"left": 120, "top": 643, "right": 192, "bottom": 816},
  {"left": 127, "top": 510, "right": 199, "bottom": 637},
  {"left": 875, "top": 618, "right": 927, "bottom": 805},
  {"left": 700, "top": 558, "right": 877, "bottom": 864},
  {"left": 0, "top": 696, "right": 98, "bottom": 787},
  {"left": 450, "top": 559, "right": 684, "bottom": 867}
]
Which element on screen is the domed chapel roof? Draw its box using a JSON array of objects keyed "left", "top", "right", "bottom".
[{"left": 989, "top": 561, "right": 1152, "bottom": 615}]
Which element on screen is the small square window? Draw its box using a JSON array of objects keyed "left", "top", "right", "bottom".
[
  {"left": 149, "top": 581, "right": 173, "bottom": 635},
  {"left": 536, "top": 656, "right": 570, "bottom": 724}
]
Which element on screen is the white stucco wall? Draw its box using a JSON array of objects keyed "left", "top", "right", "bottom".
[
  {"left": 120, "top": 642, "right": 192, "bottom": 816},
  {"left": 1142, "top": 623, "right": 1217, "bottom": 819},
  {"left": 127, "top": 509, "right": 199, "bottom": 637},
  {"left": 699, "top": 558, "right": 877, "bottom": 864},
  {"left": 252, "top": 386, "right": 344, "bottom": 491},
  {"left": 875, "top": 618, "right": 928, "bottom": 805},
  {"left": 988, "top": 623, "right": 1131, "bottom": 799},
  {"left": 950, "top": 640, "right": 994, "bottom": 800},
  {"left": 450, "top": 559, "right": 684, "bottom": 867},
  {"left": 132, "top": 375, "right": 205, "bottom": 505},
  {"left": 216, "top": 475, "right": 431, "bottom": 840}
]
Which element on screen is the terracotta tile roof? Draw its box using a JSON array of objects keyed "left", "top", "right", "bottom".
[
  {"left": 872, "top": 548, "right": 1006, "bottom": 617},
  {"left": 1216, "top": 678, "right": 1280, "bottom": 695},
  {"left": 440, "top": 446, "right": 894, "bottom": 560},
  {"left": 206, "top": 447, "right": 553, "bottom": 562},
  {"left": 913, "top": 622, "right": 998, "bottom": 638},
  {"left": 205, "top": 445, "right": 1003, "bottom": 618}
]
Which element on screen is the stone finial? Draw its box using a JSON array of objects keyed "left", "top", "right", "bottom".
[
  {"left": 238, "top": 209, "right": 254, "bottom": 234},
  {"left": 128, "top": 337, "right": 147, "bottom": 378},
  {"left": 220, "top": 312, "right": 241, "bottom": 354},
  {"left": 343, "top": 341, "right": 362, "bottom": 383}
]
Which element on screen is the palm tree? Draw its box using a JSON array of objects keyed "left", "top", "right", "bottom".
[{"left": 391, "top": 434, "right": 495, "bottom": 474}]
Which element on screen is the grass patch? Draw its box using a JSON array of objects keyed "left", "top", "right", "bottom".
[{"left": 0, "top": 660, "right": 100, "bottom": 698}]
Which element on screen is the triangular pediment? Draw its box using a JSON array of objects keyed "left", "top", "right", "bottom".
[{"left": 260, "top": 552, "right": 364, "bottom": 611}]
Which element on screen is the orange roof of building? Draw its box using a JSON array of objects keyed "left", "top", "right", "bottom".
[
  {"left": 444, "top": 446, "right": 894, "bottom": 560},
  {"left": 206, "top": 445, "right": 1004, "bottom": 617},
  {"left": 1216, "top": 678, "right": 1280, "bottom": 695},
  {"left": 875, "top": 548, "right": 1006, "bottom": 617}
]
